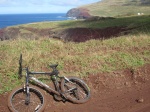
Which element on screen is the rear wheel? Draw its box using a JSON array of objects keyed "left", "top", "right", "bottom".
[
  {"left": 61, "top": 76, "right": 91, "bottom": 104},
  {"left": 8, "top": 85, "right": 46, "bottom": 112}
]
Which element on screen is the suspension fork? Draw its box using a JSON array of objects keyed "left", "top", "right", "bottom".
[{"left": 24, "top": 67, "right": 30, "bottom": 105}]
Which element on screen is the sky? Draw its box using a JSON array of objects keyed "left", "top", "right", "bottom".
[{"left": 0, "top": 0, "right": 100, "bottom": 14}]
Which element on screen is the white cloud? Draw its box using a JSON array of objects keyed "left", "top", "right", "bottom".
[
  {"left": 0, "top": 0, "right": 100, "bottom": 6},
  {"left": 0, "top": 0, "right": 100, "bottom": 14},
  {"left": 47, "top": 0, "right": 99, "bottom": 6}
]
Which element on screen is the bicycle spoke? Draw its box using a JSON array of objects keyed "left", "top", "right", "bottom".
[
  {"left": 8, "top": 87, "right": 45, "bottom": 112},
  {"left": 61, "top": 77, "right": 90, "bottom": 103},
  {"left": 77, "top": 89, "right": 86, "bottom": 99}
]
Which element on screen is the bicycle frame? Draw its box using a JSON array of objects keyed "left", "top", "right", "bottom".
[
  {"left": 24, "top": 67, "right": 77, "bottom": 97},
  {"left": 24, "top": 67, "right": 61, "bottom": 96}
]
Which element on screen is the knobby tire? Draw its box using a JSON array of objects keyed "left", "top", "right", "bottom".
[
  {"left": 8, "top": 85, "right": 46, "bottom": 112},
  {"left": 61, "top": 76, "right": 91, "bottom": 104}
]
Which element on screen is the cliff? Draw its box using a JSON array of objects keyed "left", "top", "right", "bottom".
[{"left": 66, "top": 8, "right": 91, "bottom": 19}]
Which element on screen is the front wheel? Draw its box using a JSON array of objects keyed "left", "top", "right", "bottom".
[
  {"left": 8, "top": 85, "right": 46, "bottom": 112},
  {"left": 61, "top": 76, "right": 91, "bottom": 104}
]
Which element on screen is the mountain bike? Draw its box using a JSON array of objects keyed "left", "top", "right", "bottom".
[{"left": 8, "top": 54, "right": 91, "bottom": 112}]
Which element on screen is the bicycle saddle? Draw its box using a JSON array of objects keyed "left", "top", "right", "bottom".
[{"left": 49, "top": 64, "right": 58, "bottom": 69}]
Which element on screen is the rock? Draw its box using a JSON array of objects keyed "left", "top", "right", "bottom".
[
  {"left": 136, "top": 98, "right": 144, "bottom": 103},
  {"left": 124, "top": 82, "right": 131, "bottom": 87}
]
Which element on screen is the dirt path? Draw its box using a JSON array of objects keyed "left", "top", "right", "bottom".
[{"left": 0, "top": 64, "right": 150, "bottom": 112}]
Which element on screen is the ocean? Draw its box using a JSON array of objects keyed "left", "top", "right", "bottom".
[{"left": 0, "top": 13, "right": 69, "bottom": 29}]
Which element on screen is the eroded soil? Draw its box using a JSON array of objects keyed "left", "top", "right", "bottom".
[
  {"left": 56, "top": 27, "right": 131, "bottom": 42},
  {"left": 0, "top": 26, "right": 132, "bottom": 42},
  {"left": 0, "top": 64, "right": 150, "bottom": 112}
]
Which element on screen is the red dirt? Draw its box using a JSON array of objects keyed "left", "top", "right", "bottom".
[
  {"left": 0, "top": 64, "right": 150, "bottom": 112},
  {"left": 56, "top": 27, "right": 132, "bottom": 42}
]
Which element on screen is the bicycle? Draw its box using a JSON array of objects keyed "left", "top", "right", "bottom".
[{"left": 8, "top": 54, "right": 91, "bottom": 112}]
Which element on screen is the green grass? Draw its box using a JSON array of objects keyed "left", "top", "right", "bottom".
[
  {"left": 0, "top": 33, "right": 150, "bottom": 94},
  {"left": 17, "top": 15, "right": 150, "bottom": 35}
]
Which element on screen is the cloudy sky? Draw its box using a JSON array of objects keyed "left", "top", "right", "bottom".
[{"left": 0, "top": 0, "right": 100, "bottom": 14}]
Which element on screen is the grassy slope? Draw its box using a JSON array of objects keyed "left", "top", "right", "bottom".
[
  {"left": 20, "top": 15, "right": 150, "bottom": 34},
  {"left": 80, "top": 0, "right": 150, "bottom": 17},
  {"left": 0, "top": 34, "right": 149, "bottom": 94},
  {"left": 0, "top": 15, "right": 150, "bottom": 94}
]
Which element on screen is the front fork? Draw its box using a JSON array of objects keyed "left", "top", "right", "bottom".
[
  {"left": 24, "top": 84, "right": 30, "bottom": 105},
  {"left": 24, "top": 68, "right": 30, "bottom": 105}
]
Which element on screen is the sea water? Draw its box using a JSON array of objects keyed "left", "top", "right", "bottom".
[{"left": 0, "top": 13, "right": 69, "bottom": 29}]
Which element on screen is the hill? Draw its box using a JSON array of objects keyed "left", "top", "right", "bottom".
[
  {"left": 0, "top": 15, "right": 150, "bottom": 93},
  {"left": 67, "top": 0, "right": 150, "bottom": 17}
]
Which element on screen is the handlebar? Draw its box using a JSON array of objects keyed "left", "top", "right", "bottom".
[{"left": 18, "top": 54, "right": 22, "bottom": 79}]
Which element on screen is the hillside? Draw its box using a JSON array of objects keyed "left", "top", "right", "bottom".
[
  {"left": 0, "top": 1, "right": 150, "bottom": 111},
  {"left": 0, "top": 15, "right": 150, "bottom": 92},
  {"left": 0, "top": 15, "right": 150, "bottom": 41},
  {"left": 0, "top": 19, "right": 150, "bottom": 111},
  {"left": 67, "top": 0, "right": 150, "bottom": 17}
]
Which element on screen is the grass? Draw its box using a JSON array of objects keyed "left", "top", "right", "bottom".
[
  {"left": 17, "top": 15, "right": 150, "bottom": 35},
  {"left": 81, "top": 0, "right": 150, "bottom": 17},
  {"left": 0, "top": 33, "right": 150, "bottom": 94}
]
